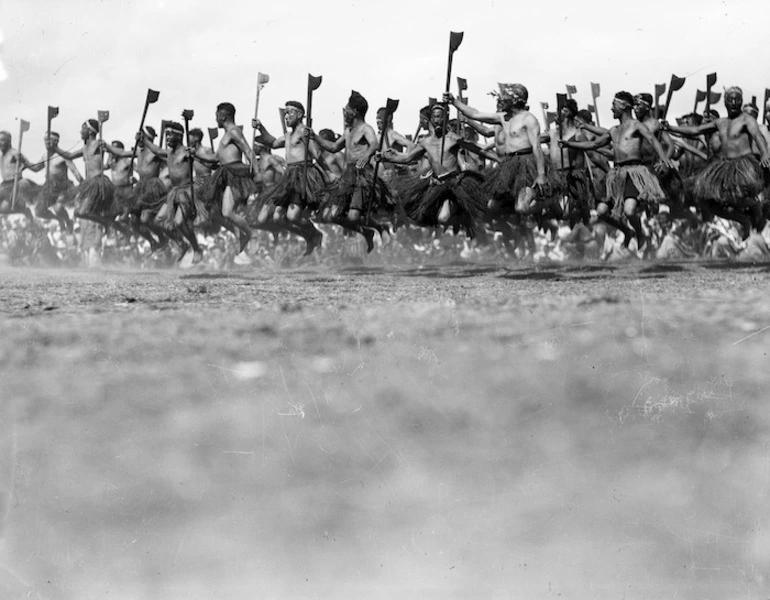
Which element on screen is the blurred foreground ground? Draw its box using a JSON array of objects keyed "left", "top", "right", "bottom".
[{"left": 1, "top": 260, "right": 770, "bottom": 600}]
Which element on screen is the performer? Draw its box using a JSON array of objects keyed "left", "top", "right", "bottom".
[
  {"left": 381, "top": 103, "right": 488, "bottom": 238},
  {"left": 445, "top": 84, "right": 552, "bottom": 217},
  {"left": 541, "top": 98, "right": 591, "bottom": 226},
  {"left": 662, "top": 86, "right": 770, "bottom": 236},
  {"left": 138, "top": 121, "right": 202, "bottom": 263},
  {"left": 55, "top": 119, "right": 117, "bottom": 230},
  {"left": 562, "top": 91, "right": 672, "bottom": 249},
  {"left": 309, "top": 90, "right": 392, "bottom": 251},
  {"left": 0, "top": 130, "right": 38, "bottom": 216},
  {"left": 317, "top": 129, "right": 345, "bottom": 181},
  {"left": 252, "top": 100, "right": 325, "bottom": 254},
  {"left": 23, "top": 131, "right": 81, "bottom": 231},
  {"left": 200, "top": 102, "right": 258, "bottom": 253}
]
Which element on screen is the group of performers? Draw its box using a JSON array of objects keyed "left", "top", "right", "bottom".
[{"left": 2, "top": 79, "right": 770, "bottom": 267}]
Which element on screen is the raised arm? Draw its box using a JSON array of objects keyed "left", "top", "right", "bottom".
[
  {"left": 253, "top": 119, "right": 285, "bottom": 150},
  {"left": 444, "top": 93, "right": 501, "bottom": 125},
  {"left": 140, "top": 133, "right": 168, "bottom": 159},
  {"left": 194, "top": 145, "right": 219, "bottom": 167}
]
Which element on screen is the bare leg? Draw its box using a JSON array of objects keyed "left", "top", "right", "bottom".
[{"left": 221, "top": 186, "right": 251, "bottom": 253}]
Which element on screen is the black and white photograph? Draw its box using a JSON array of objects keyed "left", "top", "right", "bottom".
[{"left": 1, "top": 0, "right": 769, "bottom": 598}]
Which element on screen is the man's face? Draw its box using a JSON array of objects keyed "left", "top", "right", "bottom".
[
  {"left": 189, "top": 134, "right": 202, "bottom": 148},
  {"left": 284, "top": 107, "right": 302, "bottom": 128},
  {"left": 0, "top": 134, "right": 10, "bottom": 152},
  {"left": 215, "top": 110, "right": 226, "bottom": 127},
  {"left": 430, "top": 109, "right": 445, "bottom": 130},
  {"left": 166, "top": 129, "right": 182, "bottom": 148},
  {"left": 376, "top": 112, "right": 387, "bottom": 133},
  {"left": 80, "top": 123, "right": 90, "bottom": 141},
  {"left": 611, "top": 98, "right": 626, "bottom": 118},
  {"left": 724, "top": 92, "right": 742, "bottom": 116},
  {"left": 633, "top": 99, "right": 649, "bottom": 120},
  {"left": 44, "top": 134, "right": 58, "bottom": 150},
  {"left": 343, "top": 105, "right": 356, "bottom": 126}
]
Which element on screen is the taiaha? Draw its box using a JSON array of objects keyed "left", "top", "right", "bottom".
[
  {"left": 590, "top": 82, "right": 601, "bottom": 127},
  {"left": 556, "top": 93, "right": 572, "bottom": 191},
  {"left": 693, "top": 89, "right": 707, "bottom": 113},
  {"left": 46, "top": 106, "right": 59, "bottom": 182},
  {"left": 278, "top": 108, "right": 288, "bottom": 135},
  {"left": 654, "top": 82, "right": 667, "bottom": 119},
  {"left": 705, "top": 72, "right": 717, "bottom": 116},
  {"left": 129, "top": 88, "right": 160, "bottom": 177},
  {"left": 662, "top": 74, "right": 686, "bottom": 120},
  {"left": 440, "top": 31, "right": 464, "bottom": 163},
  {"left": 97, "top": 110, "right": 110, "bottom": 175},
  {"left": 252, "top": 72, "right": 270, "bottom": 173},
  {"left": 303, "top": 73, "right": 323, "bottom": 203},
  {"left": 207, "top": 127, "right": 219, "bottom": 152},
  {"left": 369, "top": 98, "right": 399, "bottom": 220},
  {"left": 566, "top": 84, "right": 577, "bottom": 99},
  {"left": 456, "top": 76, "right": 468, "bottom": 134},
  {"left": 159, "top": 119, "right": 172, "bottom": 149},
  {"left": 11, "top": 119, "right": 31, "bottom": 211},
  {"left": 182, "top": 109, "right": 196, "bottom": 209}
]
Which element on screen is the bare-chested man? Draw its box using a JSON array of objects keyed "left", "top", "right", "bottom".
[
  {"left": 0, "top": 131, "right": 37, "bottom": 217},
  {"left": 199, "top": 102, "right": 257, "bottom": 253},
  {"left": 662, "top": 86, "right": 770, "bottom": 236},
  {"left": 539, "top": 98, "right": 590, "bottom": 225},
  {"left": 381, "top": 103, "right": 488, "bottom": 238},
  {"left": 446, "top": 84, "right": 551, "bottom": 217},
  {"left": 23, "top": 131, "right": 81, "bottom": 231},
  {"left": 562, "top": 91, "right": 673, "bottom": 249},
  {"left": 309, "top": 90, "right": 392, "bottom": 250},
  {"left": 187, "top": 127, "right": 219, "bottom": 228},
  {"left": 139, "top": 121, "right": 202, "bottom": 263},
  {"left": 376, "top": 106, "right": 413, "bottom": 184},
  {"left": 55, "top": 119, "right": 117, "bottom": 229},
  {"left": 317, "top": 129, "right": 345, "bottom": 181},
  {"left": 252, "top": 100, "right": 325, "bottom": 254}
]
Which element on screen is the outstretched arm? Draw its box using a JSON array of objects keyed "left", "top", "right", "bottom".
[
  {"left": 444, "top": 93, "right": 501, "bottom": 125},
  {"left": 562, "top": 132, "right": 611, "bottom": 151},
  {"left": 310, "top": 130, "right": 346, "bottom": 153},
  {"left": 381, "top": 142, "right": 426, "bottom": 165},
  {"left": 55, "top": 146, "right": 83, "bottom": 161},
  {"left": 661, "top": 120, "right": 717, "bottom": 138},
  {"left": 65, "top": 158, "right": 84, "bottom": 183},
  {"left": 463, "top": 118, "right": 495, "bottom": 138}
]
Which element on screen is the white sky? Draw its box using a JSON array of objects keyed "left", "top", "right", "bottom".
[{"left": 1, "top": 0, "right": 767, "bottom": 166}]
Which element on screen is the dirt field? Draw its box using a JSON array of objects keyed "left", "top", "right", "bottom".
[{"left": 2, "top": 259, "right": 770, "bottom": 600}]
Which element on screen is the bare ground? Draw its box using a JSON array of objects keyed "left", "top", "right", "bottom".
[{"left": 1, "top": 258, "right": 770, "bottom": 600}]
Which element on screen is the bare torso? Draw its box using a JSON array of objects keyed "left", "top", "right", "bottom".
[
  {"left": 216, "top": 125, "right": 245, "bottom": 166},
  {"left": 716, "top": 114, "right": 758, "bottom": 159}
]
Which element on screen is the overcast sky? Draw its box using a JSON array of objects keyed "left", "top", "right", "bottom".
[{"left": 1, "top": 0, "right": 766, "bottom": 168}]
